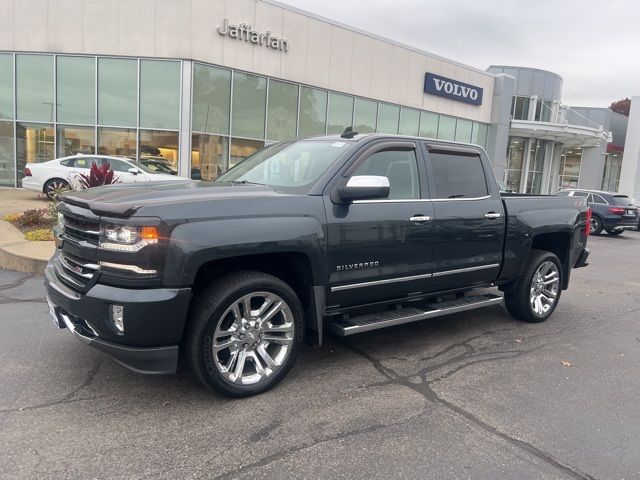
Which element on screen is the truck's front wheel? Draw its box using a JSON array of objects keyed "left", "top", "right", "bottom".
[
  {"left": 185, "top": 271, "right": 304, "bottom": 397},
  {"left": 504, "top": 250, "right": 562, "bottom": 323}
]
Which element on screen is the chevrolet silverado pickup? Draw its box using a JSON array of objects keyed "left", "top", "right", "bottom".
[{"left": 45, "top": 133, "right": 590, "bottom": 397}]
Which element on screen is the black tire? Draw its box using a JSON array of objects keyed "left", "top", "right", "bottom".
[
  {"left": 605, "top": 229, "right": 623, "bottom": 236},
  {"left": 185, "top": 271, "right": 304, "bottom": 397},
  {"left": 589, "top": 215, "right": 603, "bottom": 235},
  {"left": 504, "top": 249, "right": 563, "bottom": 323},
  {"left": 43, "top": 178, "right": 70, "bottom": 200}
]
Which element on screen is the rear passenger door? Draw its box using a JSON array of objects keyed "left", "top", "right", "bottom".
[{"left": 423, "top": 144, "right": 505, "bottom": 291}]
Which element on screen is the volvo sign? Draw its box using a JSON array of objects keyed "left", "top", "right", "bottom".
[{"left": 424, "top": 73, "right": 483, "bottom": 106}]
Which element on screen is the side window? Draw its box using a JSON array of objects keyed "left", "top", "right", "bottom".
[
  {"left": 71, "top": 157, "right": 102, "bottom": 169},
  {"left": 429, "top": 152, "right": 488, "bottom": 199},
  {"left": 107, "top": 159, "right": 132, "bottom": 172},
  {"left": 60, "top": 158, "right": 74, "bottom": 167},
  {"left": 352, "top": 149, "right": 420, "bottom": 200},
  {"left": 587, "top": 193, "right": 594, "bottom": 203},
  {"left": 592, "top": 194, "right": 608, "bottom": 204}
]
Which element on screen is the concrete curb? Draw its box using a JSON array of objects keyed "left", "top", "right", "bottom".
[{"left": 0, "top": 220, "right": 54, "bottom": 274}]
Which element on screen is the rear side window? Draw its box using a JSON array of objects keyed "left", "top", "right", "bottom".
[
  {"left": 591, "top": 194, "right": 608, "bottom": 204},
  {"left": 429, "top": 153, "right": 488, "bottom": 199}
]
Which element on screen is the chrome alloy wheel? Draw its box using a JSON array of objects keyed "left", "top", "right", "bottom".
[
  {"left": 529, "top": 261, "right": 560, "bottom": 315},
  {"left": 589, "top": 218, "right": 599, "bottom": 234},
  {"left": 212, "top": 291, "right": 295, "bottom": 386},
  {"left": 46, "top": 179, "right": 68, "bottom": 197}
]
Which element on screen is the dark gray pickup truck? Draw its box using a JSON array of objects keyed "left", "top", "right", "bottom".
[{"left": 45, "top": 133, "right": 590, "bottom": 397}]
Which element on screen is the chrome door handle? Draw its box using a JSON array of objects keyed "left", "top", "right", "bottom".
[
  {"left": 409, "top": 215, "right": 432, "bottom": 223},
  {"left": 484, "top": 212, "right": 502, "bottom": 219}
]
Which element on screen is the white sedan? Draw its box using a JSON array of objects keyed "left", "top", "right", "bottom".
[{"left": 22, "top": 154, "right": 184, "bottom": 199}]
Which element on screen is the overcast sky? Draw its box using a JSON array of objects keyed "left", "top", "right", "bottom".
[{"left": 280, "top": 0, "right": 640, "bottom": 107}]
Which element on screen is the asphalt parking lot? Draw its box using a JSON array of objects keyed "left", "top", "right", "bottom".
[{"left": 1, "top": 232, "right": 640, "bottom": 480}]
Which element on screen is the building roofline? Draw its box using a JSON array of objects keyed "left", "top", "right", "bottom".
[
  {"left": 488, "top": 65, "right": 563, "bottom": 82},
  {"left": 261, "top": 0, "right": 499, "bottom": 79}
]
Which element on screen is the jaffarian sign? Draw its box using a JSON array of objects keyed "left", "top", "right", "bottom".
[
  {"left": 217, "top": 19, "right": 289, "bottom": 52},
  {"left": 424, "top": 73, "right": 483, "bottom": 106}
]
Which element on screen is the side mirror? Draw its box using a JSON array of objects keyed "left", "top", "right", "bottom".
[
  {"left": 338, "top": 175, "right": 390, "bottom": 202},
  {"left": 128, "top": 167, "right": 140, "bottom": 175}
]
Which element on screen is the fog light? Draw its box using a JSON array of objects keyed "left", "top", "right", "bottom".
[{"left": 110, "top": 305, "right": 124, "bottom": 333}]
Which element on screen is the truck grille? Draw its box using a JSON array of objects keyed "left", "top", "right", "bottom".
[
  {"left": 62, "top": 214, "right": 100, "bottom": 245},
  {"left": 54, "top": 252, "right": 99, "bottom": 292}
]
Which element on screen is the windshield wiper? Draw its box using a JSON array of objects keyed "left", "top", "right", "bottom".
[{"left": 227, "top": 180, "right": 263, "bottom": 185}]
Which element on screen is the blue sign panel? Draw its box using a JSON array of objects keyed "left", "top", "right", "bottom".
[{"left": 424, "top": 73, "right": 483, "bottom": 106}]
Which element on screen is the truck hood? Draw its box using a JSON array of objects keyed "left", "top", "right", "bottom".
[{"left": 59, "top": 180, "right": 283, "bottom": 217}]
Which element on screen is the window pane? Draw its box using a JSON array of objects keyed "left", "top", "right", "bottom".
[
  {"left": 16, "top": 55, "right": 53, "bottom": 122},
  {"left": 399, "top": 108, "right": 419, "bottom": 136},
  {"left": 430, "top": 152, "right": 488, "bottom": 198},
  {"left": 353, "top": 149, "right": 420, "bottom": 199},
  {"left": 140, "top": 60, "right": 180, "bottom": 129},
  {"left": 191, "top": 133, "right": 228, "bottom": 180},
  {"left": 267, "top": 80, "right": 298, "bottom": 141},
  {"left": 230, "top": 138, "right": 264, "bottom": 168},
  {"left": 327, "top": 93, "right": 353, "bottom": 134},
  {"left": 192, "top": 64, "right": 230, "bottom": 134},
  {"left": 455, "top": 119, "right": 472, "bottom": 143},
  {"left": 0, "top": 122, "right": 14, "bottom": 186},
  {"left": 16, "top": 123, "right": 54, "bottom": 186},
  {"left": 98, "top": 127, "right": 137, "bottom": 157},
  {"left": 471, "top": 123, "right": 488, "bottom": 147},
  {"left": 57, "top": 125, "right": 95, "bottom": 157},
  {"left": 353, "top": 98, "right": 377, "bottom": 133},
  {"left": 57, "top": 56, "right": 95, "bottom": 124},
  {"left": 0, "top": 54, "right": 13, "bottom": 120},
  {"left": 98, "top": 58, "right": 137, "bottom": 126},
  {"left": 377, "top": 103, "right": 399, "bottom": 134},
  {"left": 513, "top": 96, "right": 529, "bottom": 120},
  {"left": 139, "top": 130, "right": 179, "bottom": 170},
  {"left": 437, "top": 116, "right": 456, "bottom": 140},
  {"left": 231, "top": 73, "right": 266, "bottom": 139},
  {"left": 299, "top": 87, "right": 327, "bottom": 137},
  {"left": 419, "top": 111, "right": 438, "bottom": 138}
]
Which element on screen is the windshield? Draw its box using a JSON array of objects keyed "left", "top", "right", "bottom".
[{"left": 218, "top": 140, "right": 351, "bottom": 189}]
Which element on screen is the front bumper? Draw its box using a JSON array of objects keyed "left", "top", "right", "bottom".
[{"left": 44, "top": 260, "right": 191, "bottom": 374}]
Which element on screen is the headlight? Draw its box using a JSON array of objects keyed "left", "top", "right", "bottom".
[
  {"left": 100, "top": 224, "right": 159, "bottom": 252},
  {"left": 57, "top": 212, "right": 65, "bottom": 231}
]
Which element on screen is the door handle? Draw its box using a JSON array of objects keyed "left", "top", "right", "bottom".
[
  {"left": 484, "top": 212, "right": 502, "bottom": 219},
  {"left": 409, "top": 215, "right": 432, "bottom": 223}
]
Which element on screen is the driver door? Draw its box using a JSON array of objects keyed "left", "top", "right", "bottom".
[{"left": 325, "top": 141, "right": 435, "bottom": 309}]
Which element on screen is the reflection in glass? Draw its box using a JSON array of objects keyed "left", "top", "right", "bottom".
[
  {"left": 353, "top": 98, "right": 377, "bottom": 133},
  {"left": 230, "top": 138, "right": 264, "bottom": 168},
  {"left": 0, "top": 54, "right": 13, "bottom": 120},
  {"left": 601, "top": 152, "right": 622, "bottom": 192},
  {"left": 398, "top": 108, "right": 420, "bottom": 136},
  {"left": 512, "top": 96, "right": 530, "bottom": 120},
  {"left": 505, "top": 136, "right": 525, "bottom": 192},
  {"left": 437, "top": 116, "right": 456, "bottom": 141},
  {"left": 191, "top": 134, "right": 229, "bottom": 180},
  {"left": 98, "top": 58, "right": 137, "bottom": 126},
  {"left": 139, "top": 130, "right": 179, "bottom": 169},
  {"left": 376, "top": 103, "right": 399, "bottom": 134},
  {"left": 57, "top": 56, "right": 95, "bottom": 124},
  {"left": 140, "top": 60, "right": 180, "bottom": 129},
  {"left": 454, "top": 119, "right": 472, "bottom": 143},
  {"left": 192, "top": 64, "right": 231, "bottom": 134},
  {"left": 419, "top": 111, "right": 438, "bottom": 138},
  {"left": 559, "top": 147, "right": 581, "bottom": 190},
  {"left": 231, "top": 73, "right": 266, "bottom": 139},
  {"left": 16, "top": 123, "right": 55, "bottom": 186},
  {"left": 327, "top": 93, "right": 353, "bottom": 134},
  {"left": 98, "top": 127, "right": 137, "bottom": 157},
  {"left": 0, "top": 122, "right": 14, "bottom": 186},
  {"left": 267, "top": 80, "right": 298, "bottom": 141},
  {"left": 299, "top": 87, "right": 327, "bottom": 137},
  {"left": 16, "top": 55, "right": 54, "bottom": 122},
  {"left": 471, "top": 123, "right": 488, "bottom": 147},
  {"left": 526, "top": 139, "right": 547, "bottom": 194},
  {"left": 57, "top": 125, "right": 95, "bottom": 157}
]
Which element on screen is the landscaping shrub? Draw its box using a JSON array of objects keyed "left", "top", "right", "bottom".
[
  {"left": 24, "top": 229, "right": 54, "bottom": 241},
  {"left": 77, "top": 161, "right": 118, "bottom": 189},
  {"left": 17, "top": 209, "right": 47, "bottom": 227}
]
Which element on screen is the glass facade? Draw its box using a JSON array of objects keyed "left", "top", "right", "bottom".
[
  {"left": 602, "top": 151, "right": 622, "bottom": 192},
  {"left": 506, "top": 137, "right": 526, "bottom": 192},
  {"left": 559, "top": 148, "right": 582, "bottom": 189},
  {"left": 526, "top": 139, "right": 547, "bottom": 194},
  {"left": 0, "top": 52, "right": 490, "bottom": 187}
]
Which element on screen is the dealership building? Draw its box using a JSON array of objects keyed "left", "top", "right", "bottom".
[{"left": 0, "top": 0, "right": 636, "bottom": 197}]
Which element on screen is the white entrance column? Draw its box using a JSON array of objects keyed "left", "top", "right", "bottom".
[{"left": 619, "top": 96, "right": 640, "bottom": 199}]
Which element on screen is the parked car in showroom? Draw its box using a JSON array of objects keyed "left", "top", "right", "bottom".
[
  {"left": 22, "top": 154, "right": 182, "bottom": 199},
  {"left": 554, "top": 189, "right": 638, "bottom": 235}
]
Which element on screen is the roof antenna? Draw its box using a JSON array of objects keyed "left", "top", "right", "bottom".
[{"left": 341, "top": 126, "right": 359, "bottom": 139}]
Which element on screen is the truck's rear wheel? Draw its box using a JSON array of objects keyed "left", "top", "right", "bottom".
[
  {"left": 504, "top": 250, "right": 562, "bottom": 323},
  {"left": 185, "top": 271, "right": 304, "bottom": 397}
]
